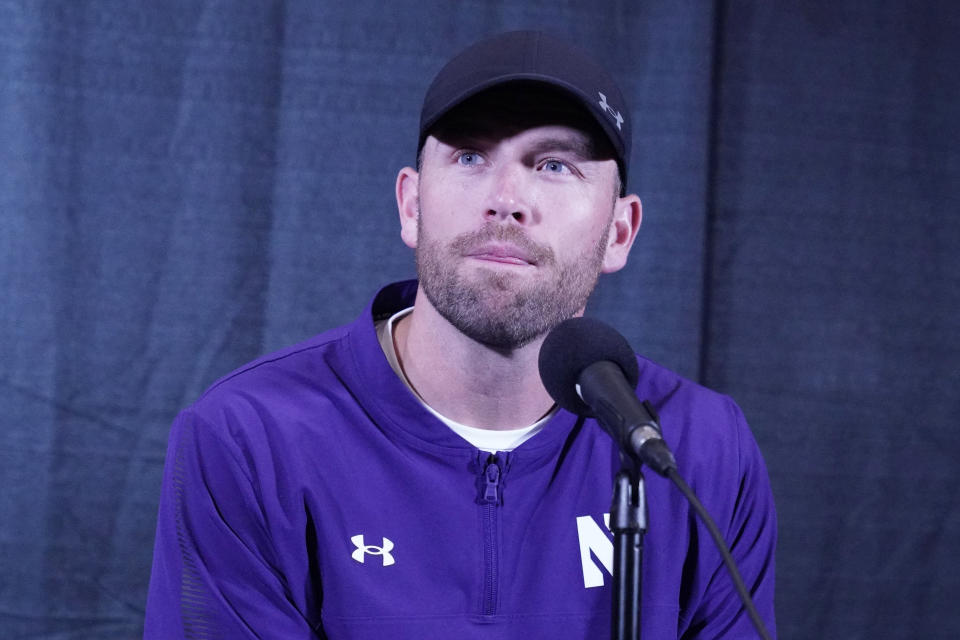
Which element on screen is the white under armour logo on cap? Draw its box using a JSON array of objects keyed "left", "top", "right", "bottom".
[{"left": 598, "top": 92, "right": 624, "bottom": 131}]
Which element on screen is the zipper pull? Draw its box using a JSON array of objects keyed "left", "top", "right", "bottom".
[{"left": 482, "top": 456, "right": 501, "bottom": 505}]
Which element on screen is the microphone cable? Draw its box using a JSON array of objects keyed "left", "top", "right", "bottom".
[{"left": 666, "top": 468, "right": 773, "bottom": 640}]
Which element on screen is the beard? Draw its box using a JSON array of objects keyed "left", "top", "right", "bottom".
[{"left": 415, "top": 214, "right": 611, "bottom": 350}]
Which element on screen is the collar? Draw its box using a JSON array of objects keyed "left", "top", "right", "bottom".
[{"left": 344, "top": 281, "right": 586, "bottom": 472}]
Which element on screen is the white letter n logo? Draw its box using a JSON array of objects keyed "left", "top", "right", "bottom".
[{"left": 576, "top": 514, "right": 613, "bottom": 588}]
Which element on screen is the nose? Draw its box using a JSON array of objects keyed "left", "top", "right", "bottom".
[{"left": 485, "top": 163, "right": 532, "bottom": 225}]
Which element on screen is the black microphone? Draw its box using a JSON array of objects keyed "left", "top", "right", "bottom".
[
  {"left": 538, "top": 317, "right": 678, "bottom": 477},
  {"left": 540, "top": 318, "right": 774, "bottom": 640}
]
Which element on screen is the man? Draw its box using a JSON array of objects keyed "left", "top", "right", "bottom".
[{"left": 145, "top": 31, "right": 776, "bottom": 639}]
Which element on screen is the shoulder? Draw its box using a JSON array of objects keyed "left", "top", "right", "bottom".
[
  {"left": 177, "top": 281, "right": 419, "bottom": 449},
  {"left": 175, "top": 316, "right": 378, "bottom": 459},
  {"left": 634, "top": 354, "right": 768, "bottom": 493},
  {"left": 196, "top": 323, "right": 354, "bottom": 414},
  {"left": 634, "top": 354, "right": 743, "bottom": 434}
]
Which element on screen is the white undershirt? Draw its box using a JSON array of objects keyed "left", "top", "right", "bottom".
[{"left": 375, "top": 307, "right": 554, "bottom": 453}]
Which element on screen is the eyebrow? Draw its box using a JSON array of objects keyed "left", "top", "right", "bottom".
[
  {"left": 524, "top": 137, "right": 598, "bottom": 160},
  {"left": 437, "top": 129, "right": 603, "bottom": 161}
]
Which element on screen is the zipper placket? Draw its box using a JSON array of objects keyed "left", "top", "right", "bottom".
[{"left": 479, "top": 452, "right": 505, "bottom": 616}]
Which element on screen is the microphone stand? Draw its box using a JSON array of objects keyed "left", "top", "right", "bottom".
[{"left": 610, "top": 455, "right": 646, "bottom": 640}]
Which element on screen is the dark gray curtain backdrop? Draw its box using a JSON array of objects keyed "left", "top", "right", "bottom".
[{"left": 2, "top": 1, "right": 957, "bottom": 638}]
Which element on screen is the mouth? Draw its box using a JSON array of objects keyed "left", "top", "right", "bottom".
[{"left": 465, "top": 243, "right": 537, "bottom": 266}]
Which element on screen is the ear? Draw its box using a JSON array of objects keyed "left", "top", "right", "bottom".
[
  {"left": 396, "top": 167, "right": 420, "bottom": 249},
  {"left": 601, "top": 193, "right": 642, "bottom": 273}
]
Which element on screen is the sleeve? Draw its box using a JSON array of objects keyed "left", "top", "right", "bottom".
[
  {"left": 682, "top": 398, "right": 778, "bottom": 639},
  {"left": 144, "top": 409, "right": 324, "bottom": 639}
]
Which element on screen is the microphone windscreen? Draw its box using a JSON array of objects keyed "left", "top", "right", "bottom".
[{"left": 538, "top": 317, "right": 640, "bottom": 416}]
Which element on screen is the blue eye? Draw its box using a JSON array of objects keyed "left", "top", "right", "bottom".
[
  {"left": 542, "top": 159, "right": 567, "bottom": 173},
  {"left": 458, "top": 152, "right": 481, "bottom": 166}
]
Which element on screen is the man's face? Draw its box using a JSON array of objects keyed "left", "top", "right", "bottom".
[{"left": 400, "top": 90, "right": 635, "bottom": 350}]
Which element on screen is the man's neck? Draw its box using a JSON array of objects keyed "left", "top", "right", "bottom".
[{"left": 393, "top": 289, "right": 556, "bottom": 431}]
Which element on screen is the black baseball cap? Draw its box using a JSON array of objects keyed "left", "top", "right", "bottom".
[{"left": 419, "top": 31, "right": 631, "bottom": 192}]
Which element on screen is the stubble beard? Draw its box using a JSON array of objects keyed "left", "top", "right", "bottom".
[{"left": 415, "top": 212, "right": 612, "bottom": 350}]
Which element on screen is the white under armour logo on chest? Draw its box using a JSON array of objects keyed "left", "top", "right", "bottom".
[{"left": 351, "top": 534, "right": 395, "bottom": 566}]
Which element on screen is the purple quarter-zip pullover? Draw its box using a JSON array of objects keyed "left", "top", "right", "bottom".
[{"left": 145, "top": 280, "right": 776, "bottom": 639}]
